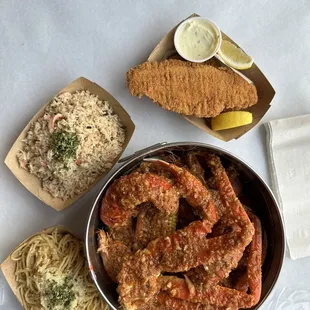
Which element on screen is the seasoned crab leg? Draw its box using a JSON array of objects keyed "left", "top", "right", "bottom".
[
  {"left": 99, "top": 168, "right": 179, "bottom": 285},
  {"left": 203, "top": 209, "right": 263, "bottom": 299},
  {"left": 184, "top": 156, "right": 254, "bottom": 288},
  {"left": 186, "top": 152, "right": 207, "bottom": 187},
  {"left": 146, "top": 160, "right": 219, "bottom": 230},
  {"left": 148, "top": 225, "right": 247, "bottom": 276},
  {"left": 160, "top": 276, "right": 255, "bottom": 308},
  {"left": 141, "top": 292, "right": 237, "bottom": 310},
  {"left": 98, "top": 206, "right": 178, "bottom": 283},
  {"left": 100, "top": 172, "right": 179, "bottom": 228},
  {"left": 198, "top": 155, "right": 254, "bottom": 284},
  {"left": 117, "top": 161, "right": 219, "bottom": 310},
  {"left": 108, "top": 218, "right": 136, "bottom": 248},
  {"left": 235, "top": 212, "right": 262, "bottom": 303},
  {"left": 160, "top": 155, "right": 259, "bottom": 308},
  {"left": 161, "top": 232, "right": 260, "bottom": 308},
  {"left": 97, "top": 230, "right": 132, "bottom": 283}
]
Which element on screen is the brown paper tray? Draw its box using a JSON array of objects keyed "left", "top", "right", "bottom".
[
  {"left": 148, "top": 14, "right": 275, "bottom": 141},
  {"left": 4, "top": 77, "right": 135, "bottom": 211},
  {"left": 0, "top": 226, "right": 72, "bottom": 307}
]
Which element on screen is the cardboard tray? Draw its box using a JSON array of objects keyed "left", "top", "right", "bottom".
[
  {"left": 4, "top": 77, "right": 135, "bottom": 211},
  {"left": 0, "top": 226, "right": 72, "bottom": 307},
  {"left": 148, "top": 14, "right": 275, "bottom": 141}
]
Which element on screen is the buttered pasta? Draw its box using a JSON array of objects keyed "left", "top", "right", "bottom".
[{"left": 11, "top": 229, "right": 108, "bottom": 310}]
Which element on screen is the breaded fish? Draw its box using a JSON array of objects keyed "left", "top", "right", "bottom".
[{"left": 127, "top": 59, "right": 258, "bottom": 118}]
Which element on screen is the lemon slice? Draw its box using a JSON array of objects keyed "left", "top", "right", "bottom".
[
  {"left": 218, "top": 40, "right": 253, "bottom": 70},
  {"left": 211, "top": 111, "right": 253, "bottom": 131}
]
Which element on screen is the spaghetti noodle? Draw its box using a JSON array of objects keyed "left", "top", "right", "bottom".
[{"left": 11, "top": 228, "right": 108, "bottom": 310}]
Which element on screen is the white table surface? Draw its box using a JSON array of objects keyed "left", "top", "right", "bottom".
[{"left": 1, "top": 1, "right": 310, "bottom": 309}]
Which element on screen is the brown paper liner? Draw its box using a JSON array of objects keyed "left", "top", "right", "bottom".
[
  {"left": 147, "top": 14, "right": 275, "bottom": 141},
  {"left": 4, "top": 77, "right": 135, "bottom": 210},
  {"left": 0, "top": 226, "right": 74, "bottom": 306}
]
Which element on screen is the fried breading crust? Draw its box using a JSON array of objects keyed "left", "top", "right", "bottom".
[{"left": 127, "top": 60, "right": 258, "bottom": 118}]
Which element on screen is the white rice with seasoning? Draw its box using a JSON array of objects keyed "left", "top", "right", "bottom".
[{"left": 17, "top": 90, "right": 126, "bottom": 200}]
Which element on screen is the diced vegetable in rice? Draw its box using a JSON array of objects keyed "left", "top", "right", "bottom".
[{"left": 17, "top": 90, "right": 126, "bottom": 200}]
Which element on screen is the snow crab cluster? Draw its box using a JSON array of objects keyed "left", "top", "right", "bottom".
[{"left": 97, "top": 152, "right": 265, "bottom": 310}]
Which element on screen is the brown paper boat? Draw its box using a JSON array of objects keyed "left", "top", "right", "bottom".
[
  {"left": 4, "top": 77, "right": 135, "bottom": 211},
  {"left": 148, "top": 14, "right": 275, "bottom": 141},
  {"left": 0, "top": 226, "right": 72, "bottom": 307}
]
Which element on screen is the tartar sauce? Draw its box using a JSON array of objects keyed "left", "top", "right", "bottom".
[{"left": 176, "top": 18, "right": 221, "bottom": 61}]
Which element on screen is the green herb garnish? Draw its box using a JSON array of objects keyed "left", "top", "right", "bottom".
[
  {"left": 43, "top": 277, "right": 75, "bottom": 310},
  {"left": 51, "top": 131, "right": 79, "bottom": 162}
]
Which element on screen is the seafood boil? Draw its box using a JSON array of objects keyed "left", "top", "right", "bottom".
[{"left": 97, "top": 152, "right": 266, "bottom": 310}]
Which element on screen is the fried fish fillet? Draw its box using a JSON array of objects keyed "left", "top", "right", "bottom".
[{"left": 127, "top": 59, "right": 258, "bottom": 118}]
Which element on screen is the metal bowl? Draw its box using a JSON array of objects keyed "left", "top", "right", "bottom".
[{"left": 85, "top": 142, "right": 285, "bottom": 310}]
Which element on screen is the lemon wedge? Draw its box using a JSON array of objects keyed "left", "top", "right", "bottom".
[
  {"left": 211, "top": 111, "right": 253, "bottom": 131},
  {"left": 218, "top": 40, "right": 254, "bottom": 70}
]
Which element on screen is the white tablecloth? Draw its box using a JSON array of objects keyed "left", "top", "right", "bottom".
[{"left": 1, "top": 1, "right": 310, "bottom": 309}]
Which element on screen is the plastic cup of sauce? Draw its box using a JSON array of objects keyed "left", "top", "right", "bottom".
[{"left": 174, "top": 17, "right": 222, "bottom": 63}]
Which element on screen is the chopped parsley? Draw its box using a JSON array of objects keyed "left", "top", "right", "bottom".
[
  {"left": 43, "top": 277, "right": 75, "bottom": 310},
  {"left": 51, "top": 131, "right": 79, "bottom": 162}
]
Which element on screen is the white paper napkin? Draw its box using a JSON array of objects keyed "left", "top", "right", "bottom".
[{"left": 265, "top": 114, "right": 310, "bottom": 260}]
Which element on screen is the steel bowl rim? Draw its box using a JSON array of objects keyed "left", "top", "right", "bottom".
[{"left": 85, "top": 141, "right": 285, "bottom": 310}]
